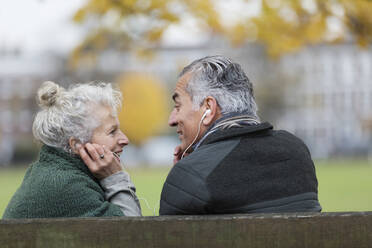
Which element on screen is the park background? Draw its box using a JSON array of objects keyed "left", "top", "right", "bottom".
[{"left": 0, "top": 0, "right": 372, "bottom": 216}]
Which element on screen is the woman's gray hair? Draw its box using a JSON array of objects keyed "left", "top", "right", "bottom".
[
  {"left": 32, "top": 81, "right": 122, "bottom": 153},
  {"left": 180, "top": 55, "right": 259, "bottom": 119}
]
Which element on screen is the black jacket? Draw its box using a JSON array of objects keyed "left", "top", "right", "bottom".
[{"left": 160, "top": 122, "right": 321, "bottom": 215}]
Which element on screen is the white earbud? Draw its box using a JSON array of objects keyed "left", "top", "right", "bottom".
[{"left": 201, "top": 109, "right": 211, "bottom": 120}]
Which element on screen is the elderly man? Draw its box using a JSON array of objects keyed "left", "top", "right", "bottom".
[{"left": 159, "top": 55, "right": 321, "bottom": 215}]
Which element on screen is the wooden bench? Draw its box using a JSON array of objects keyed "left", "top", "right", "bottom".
[{"left": 1, "top": 212, "right": 371, "bottom": 248}]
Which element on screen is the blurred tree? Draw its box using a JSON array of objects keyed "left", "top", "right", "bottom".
[
  {"left": 117, "top": 73, "right": 168, "bottom": 146},
  {"left": 71, "top": 0, "right": 222, "bottom": 66},
  {"left": 250, "top": 0, "right": 372, "bottom": 57},
  {"left": 71, "top": 0, "right": 372, "bottom": 64}
]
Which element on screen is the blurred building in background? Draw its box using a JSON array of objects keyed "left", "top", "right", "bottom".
[
  {"left": 0, "top": 47, "right": 63, "bottom": 165},
  {"left": 0, "top": 39, "right": 372, "bottom": 166},
  {"left": 279, "top": 44, "right": 372, "bottom": 158}
]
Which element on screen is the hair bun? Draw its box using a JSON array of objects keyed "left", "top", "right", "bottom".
[{"left": 37, "top": 81, "right": 63, "bottom": 108}]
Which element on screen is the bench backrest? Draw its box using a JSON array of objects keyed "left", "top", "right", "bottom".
[{"left": 1, "top": 212, "right": 371, "bottom": 248}]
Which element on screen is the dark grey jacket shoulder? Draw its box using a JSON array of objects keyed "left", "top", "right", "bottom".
[{"left": 160, "top": 122, "right": 321, "bottom": 215}]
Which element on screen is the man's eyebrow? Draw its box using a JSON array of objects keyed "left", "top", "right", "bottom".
[{"left": 172, "top": 93, "right": 179, "bottom": 101}]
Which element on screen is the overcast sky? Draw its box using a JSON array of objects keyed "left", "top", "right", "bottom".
[{"left": 0, "top": 0, "right": 85, "bottom": 53}]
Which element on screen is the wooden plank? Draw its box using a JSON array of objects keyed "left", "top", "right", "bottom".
[{"left": 1, "top": 212, "right": 371, "bottom": 248}]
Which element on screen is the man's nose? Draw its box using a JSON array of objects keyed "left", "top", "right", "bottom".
[
  {"left": 168, "top": 109, "right": 178, "bottom": 127},
  {"left": 118, "top": 131, "right": 129, "bottom": 146}
]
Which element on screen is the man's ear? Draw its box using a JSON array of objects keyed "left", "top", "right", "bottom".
[
  {"left": 69, "top": 137, "right": 82, "bottom": 154},
  {"left": 202, "top": 96, "right": 221, "bottom": 126}
]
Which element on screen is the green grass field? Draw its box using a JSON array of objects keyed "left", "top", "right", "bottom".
[{"left": 1, "top": 160, "right": 371, "bottom": 217}]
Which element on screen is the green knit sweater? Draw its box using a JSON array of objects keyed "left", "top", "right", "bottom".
[{"left": 2, "top": 145, "right": 124, "bottom": 219}]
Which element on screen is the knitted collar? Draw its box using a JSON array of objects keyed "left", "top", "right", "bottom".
[{"left": 39, "top": 145, "right": 92, "bottom": 176}]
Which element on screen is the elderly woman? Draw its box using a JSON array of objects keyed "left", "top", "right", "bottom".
[{"left": 3, "top": 81, "right": 141, "bottom": 218}]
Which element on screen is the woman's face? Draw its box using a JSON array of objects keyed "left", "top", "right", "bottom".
[{"left": 90, "top": 105, "right": 129, "bottom": 157}]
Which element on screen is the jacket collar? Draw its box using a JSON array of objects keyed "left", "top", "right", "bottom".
[
  {"left": 206, "top": 111, "right": 259, "bottom": 131},
  {"left": 192, "top": 112, "right": 262, "bottom": 151},
  {"left": 193, "top": 121, "right": 273, "bottom": 150}
]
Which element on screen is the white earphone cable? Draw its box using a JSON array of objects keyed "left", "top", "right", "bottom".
[
  {"left": 137, "top": 197, "right": 157, "bottom": 216},
  {"left": 181, "top": 111, "right": 208, "bottom": 159}
]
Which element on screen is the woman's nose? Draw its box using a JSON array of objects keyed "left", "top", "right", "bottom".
[{"left": 118, "top": 131, "right": 129, "bottom": 146}]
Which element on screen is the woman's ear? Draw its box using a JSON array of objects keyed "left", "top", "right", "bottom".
[
  {"left": 202, "top": 96, "right": 221, "bottom": 126},
  {"left": 69, "top": 137, "right": 82, "bottom": 154}
]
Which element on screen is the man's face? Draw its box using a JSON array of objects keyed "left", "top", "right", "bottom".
[{"left": 169, "top": 73, "right": 205, "bottom": 152}]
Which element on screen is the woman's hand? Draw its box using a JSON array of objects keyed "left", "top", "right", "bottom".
[{"left": 79, "top": 143, "right": 122, "bottom": 180}]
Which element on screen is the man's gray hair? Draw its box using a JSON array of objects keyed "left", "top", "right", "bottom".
[
  {"left": 180, "top": 55, "right": 258, "bottom": 119},
  {"left": 32, "top": 81, "right": 122, "bottom": 153}
]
